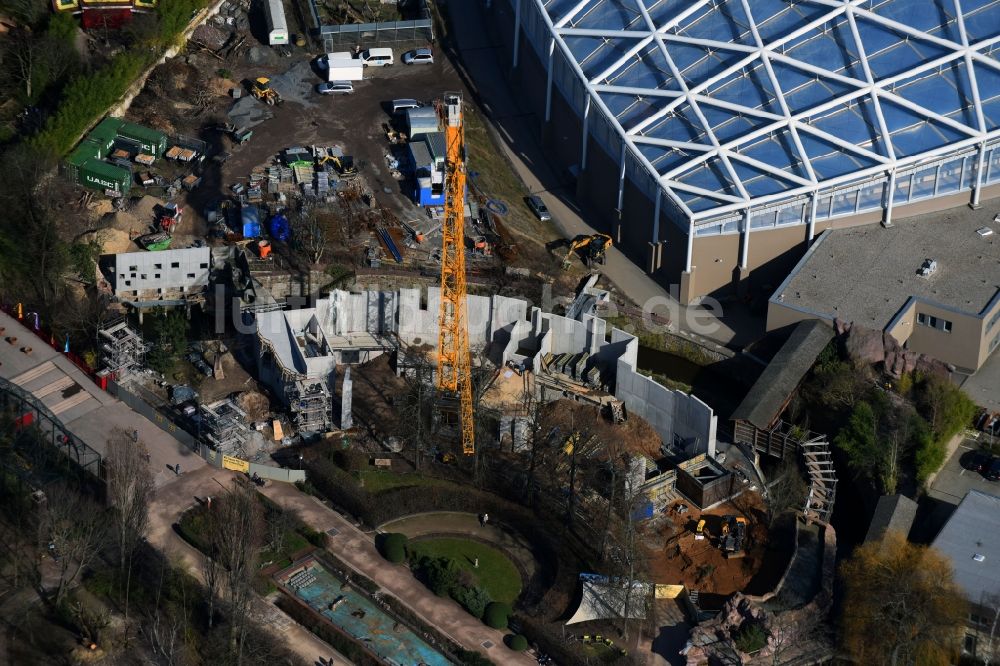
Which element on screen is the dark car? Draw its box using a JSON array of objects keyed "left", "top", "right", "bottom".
[
  {"left": 987, "top": 458, "right": 1000, "bottom": 482},
  {"left": 526, "top": 195, "right": 551, "bottom": 221},
  {"left": 962, "top": 450, "right": 994, "bottom": 474}
]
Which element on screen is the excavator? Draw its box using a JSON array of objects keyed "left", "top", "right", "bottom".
[
  {"left": 250, "top": 77, "right": 283, "bottom": 106},
  {"left": 318, "top": 154, "right": 358, "bottom": 178},
  {"left": 559, "top": 233, "right": 613, "bottom": 269}
]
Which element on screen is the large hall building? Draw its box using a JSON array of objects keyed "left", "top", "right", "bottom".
[{"left": 487, "top": 0, "right": 1000, "bottom": 304}]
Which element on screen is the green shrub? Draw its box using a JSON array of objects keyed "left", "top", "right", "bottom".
[
  {"left": 299, "top": 525, "right": 327, "bottom": 548},
  {"left": 507, "top": 634, "right": 528, "bottom": 651},
  {"left": 483, "top": 602, "right": 511, "bottom": 630},
  {"left": 734, "top": 623, "right": 767, "bottom": 654},
  {"left": 455, "top": 649, "right": 495, "bottom": 666},
  {"left": 380, "top": 532, "right": 408, "bottom": 564},
  {"left": 452, "top": 585, "right": 491, "bottom": 619},
  {"left": 415, "top": 556, "right": 458, "bottom": 597}
]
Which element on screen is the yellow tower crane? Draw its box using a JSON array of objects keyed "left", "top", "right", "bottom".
[{"left": 436, "top": 92, "right": 476, "bottom": 455}]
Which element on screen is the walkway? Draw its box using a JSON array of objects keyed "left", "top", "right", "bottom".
[
  {"left": 445, "top": 2, "right": 763, "bottom": 347},
  {"left": 146, "top": 466, "right": 351, "bottom": 666},
  {"left": 260, "top": 483, "right": 536, "bottom": 665}
]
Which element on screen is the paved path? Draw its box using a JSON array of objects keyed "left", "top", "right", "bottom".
[
  {"left": 146, "top": 467, "right": 351, "bottom": 666},
  {"left": 260, "top": 483, "right": 536, "bottom": 665},
  {"left": 446, "top": 2, "right": 764, "bottom": 348}
]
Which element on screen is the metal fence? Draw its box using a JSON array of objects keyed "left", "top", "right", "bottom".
[
  {"left": 308, "top": 0, "right": 434, "bottom": 50},
  {"left": 0, "top": 376, "right": 104, "bottom": 481},
  {"left": 317, "top": 20, "right": 434, "bottom": 50}
]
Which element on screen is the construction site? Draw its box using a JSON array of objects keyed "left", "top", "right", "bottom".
[{"left": 0, "top": 1, "right": 847, "bottom": 663}]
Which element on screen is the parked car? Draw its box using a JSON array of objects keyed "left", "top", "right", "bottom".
[
  {"left": 360, "top": 47, "right": 394, "bottom": 67},
  {"left": 988, "top": 458, "right": 1000, "bottom": 482},
  {"left": 403, "top": 47, "right": 434, "bottom": 65},
  {"left": 317, "top": 81, "right": 354, "bottom": 95},
  {"left": 391, "top": 98, "right": 422, "bottom": 114},
  {"left": 526, "top": 195, "right": 551, "bottom": 221},
  {"left": 962, "top": 450, "right": 994, "bottom": 474}
]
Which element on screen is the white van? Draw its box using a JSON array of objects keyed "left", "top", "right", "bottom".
[{"left": 360, "top": 47, "right": 394, "bottom": 67}]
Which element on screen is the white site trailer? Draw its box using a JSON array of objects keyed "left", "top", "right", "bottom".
[
  {"left": 265, "top": 0, "right": 289, "bottom": 46},
  {"left": 328, "top": 57, "right": 364, "bottom": 81}
]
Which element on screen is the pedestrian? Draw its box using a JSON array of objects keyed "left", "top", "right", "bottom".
[
  {"left": 478, "top": 513, "right": 484, "bottom": 527},
  {"left": 133, "top": 429, "right": 139, "bottom": 442},
  {"left": 483, "top": 513, "right": 489, "bottom": 525},
  {"left": 175, "top": 463, "right": 181, "bottom": 476},
  {"left": 473, "top": 558, "right": 479, "bottom": 569}
]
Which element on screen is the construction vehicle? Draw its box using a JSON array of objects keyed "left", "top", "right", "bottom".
[
  {"left": 436, "top": 92, "right": 475, "bottom": 456},
  {"left": 719, "top": 515, "right": 748, "bottom": 556},
  {"left": 318, "top": 154, "right": 358, "bottom": 178},
  {"left": 158, "top": 203, "right": 183, "bottom": 235},
  {"left": 214, "top": 123, "right": 254, "bottom": 145},
  {"left": 250, "top": 77, "right": 283, "bottom": 106},
  {"left": 695, "top": 519, "right": 706, "bottom": 540},
  {"left": 561, "top": 233, "right": 612, "bottom": 269}
]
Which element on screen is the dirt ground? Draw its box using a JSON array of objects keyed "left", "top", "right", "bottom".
[
  {"left": 541, "top": 398, "right": 662, "bottom": 460},
  {"left": 111, "top": 14, "right": 578, "bottom": 291},
  {"left": 641, "top": 493, "right": 778, "bottom": 596}
]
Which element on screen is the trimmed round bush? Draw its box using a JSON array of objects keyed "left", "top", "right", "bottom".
[
  {"left": 381, "top": 532, "right": 408, "bottom": 563},
  {"left": 483, "top": 602, "right": 511, "bottom": 629},
  {"left": 507, "top": 634, "right": 528, "bottom": 651}
]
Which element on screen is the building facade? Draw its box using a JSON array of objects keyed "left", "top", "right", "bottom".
[{"left": 489, "top": 0, "right": 1000, "bottom": 303}]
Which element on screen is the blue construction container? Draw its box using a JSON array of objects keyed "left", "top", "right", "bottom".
[
  {"left": 269, "top": 214, "right": 290, "bottom": 242},
  {"left": 241, "top": 205, "right": 261, "bottom": 238}
]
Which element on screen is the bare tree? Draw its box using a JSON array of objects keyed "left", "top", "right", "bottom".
[
  {"left": 292, "top": 206, "right": 332, "bottom": 265},
  {"left": 39, "top": 484, "right": 109, "bottom": 605},
  {"left": 980, "top": 593, "right": 1000, "bottom": 666},
  {"left": 208, "top": 479, "right": 262, "bottom": 661},
  {"left": 106, "top": 427, "right": 154, "bottom": 620},
  {"left": 765, "top": 457, "right": 808, "bottom": 526}
]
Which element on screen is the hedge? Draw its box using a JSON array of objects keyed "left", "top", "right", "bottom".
[
  {"left": 508, "top": 634, "right": 528, "bottom": 651},
  {"left": 31, "top": 0, "right": 212, "bottom": 156},
  {"left": 380, "top": 532, "right": 408, "bottom": 563},
  {"left": 483, "top": 602, "right": 510, "bottom": 630}
]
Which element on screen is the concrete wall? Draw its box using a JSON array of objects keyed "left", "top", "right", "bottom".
[{"left": 111, "top": 247, "right": 211, "bottom": 296}]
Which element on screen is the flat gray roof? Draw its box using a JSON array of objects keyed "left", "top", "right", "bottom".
[
  {"left": 772, "top": 205, "right": 1000, "bottom": 328},
  {"left": 931, "top": 490, "right": 1000, "bottom": 604}
]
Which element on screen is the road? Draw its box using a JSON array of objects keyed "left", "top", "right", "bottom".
[
  {"left": 260, "top": 482, "right": 537, "bottom": 665},
  {"left": 445, "top": 1, "right": 763, "bottom": 348},
  {"left": 928, "top": 435, "right": 1000, "bottom": 505}
]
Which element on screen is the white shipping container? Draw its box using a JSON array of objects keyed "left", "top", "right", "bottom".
[
  {"left": 328, "top": 58, "right": 364, "bottom": 81},
  {"left": 266, "top": 0, "right": 288, "bottom": 45}
]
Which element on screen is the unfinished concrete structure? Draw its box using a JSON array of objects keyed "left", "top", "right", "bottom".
[
  {"left": 109, "top": 246, "right": 211, "bottom": 306},
  {"left": 251, "top": 285, "right": 717, "bottom": 449},
  {"left": 675, "top": 454, "right": 735, "bottom": 509}
]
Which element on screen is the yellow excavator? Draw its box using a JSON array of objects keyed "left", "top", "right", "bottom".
[
  {"left": 561, "top": 233, "right": 612, "bottom": 269},
  {"left": 250, "top": 77, "right": 283, "bottom": 106},
  {"left": 318, "top": 154, "right": 358, "bottom": 178}
]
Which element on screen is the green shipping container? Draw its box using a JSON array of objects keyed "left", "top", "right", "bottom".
[
  {"left": 90, "top": 118, "right": 122, "bottom": 154},
  {"left": 117, "top": 121, "right": 167, "bottom": 157},
  {"left": 67, "top": 141, "right": 101, "bottom": 168},
  {"left": 78, "top": 159, "right": 131, "bottom": 196}
]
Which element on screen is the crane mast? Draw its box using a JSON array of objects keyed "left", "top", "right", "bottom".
[{"left": 436, "top": 92, "right": 475, "bottom": 455}]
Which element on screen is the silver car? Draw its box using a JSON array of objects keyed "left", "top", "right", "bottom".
[
  {"left": 526, "top": 195, "right": 551, "bottom": 221},
  {"left": 317, "top": 81, "right": 354, "bottom": 95},
  {"left": 403, "top": 47, "right": 434, "bottom": 65}
]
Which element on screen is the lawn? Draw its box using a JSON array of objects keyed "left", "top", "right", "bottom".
[
  {"left": 408, "top": 537, "right": 522, "bottom": 605},
  {"left": 357, "top": 469, "right": 459, "bottom": 493}
]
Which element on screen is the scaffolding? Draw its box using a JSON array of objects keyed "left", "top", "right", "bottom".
[
  {"left": 200, "top": 399, "right": 252, "bottom": 456},
  {"left": 288, "top": 379, "right": 332, "bottom": 433},
  {"left": 98, "top": 319, "right": 145, "bottom": 379}
]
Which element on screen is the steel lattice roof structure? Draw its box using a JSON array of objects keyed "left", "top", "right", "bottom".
[{"left": 537, "top": 0, "right": 1000, "bottom": 222}]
